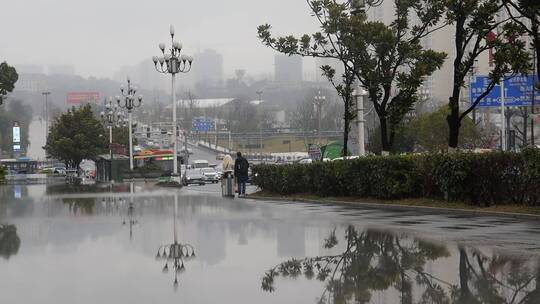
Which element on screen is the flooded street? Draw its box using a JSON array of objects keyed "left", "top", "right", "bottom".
[{"left": 1, "top": 182, "right": 539, "bottom": 304}]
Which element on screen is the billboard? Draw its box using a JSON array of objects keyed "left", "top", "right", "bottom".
[
  {"left": 67, "top": 92, "right": 100, "bottom": 105},
  {"left": 470, "top": 75, "right": 540, "bottom": 107},
  {"left": 13, "top": 122, "right": 20, "bottom": 143}
]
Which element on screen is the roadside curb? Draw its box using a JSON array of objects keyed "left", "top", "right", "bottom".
[{"left": 247, "top": 195, "right": 540, "bottom": 221}]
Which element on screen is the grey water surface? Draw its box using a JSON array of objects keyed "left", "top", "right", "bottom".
[{"left": 1, "top": 183, "right": 539, "bottom": 304}]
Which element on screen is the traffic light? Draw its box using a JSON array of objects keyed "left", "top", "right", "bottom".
[{"left": 147, "top": 127, "right": 151, "bottom": 138}]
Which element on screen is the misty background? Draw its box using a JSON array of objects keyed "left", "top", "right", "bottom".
[
  {"left": 2, "top": 0, "right": 364, "bottom": 159},
  {"left": 0, "top": 0, "right": 319, "bottom": 79}
]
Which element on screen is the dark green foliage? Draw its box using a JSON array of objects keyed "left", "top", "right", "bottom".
[
  {"left": 445, "top": 0, "right": 532, "bottom": 148},
  {"left": 0, "top": 62, "right": 18, "bottom": 105},
  {"left": 253, "top": 149, "right": 540, "bottom": 205},
  {"left": 368, "top": 106, "right": 481, "bottom": 154},
  {"left": 45, "top": 104, "right": 107, "bottom": 170},
  {"left": 0, "top": 165, "right": 6, "bottom": 182},
  {"left": 0, "top": 224, "right": 21, "bottom": 259},
  {"left": 258, "top": 0, "right": 447, "bottom": 153},
  {"left": 112, "top": 125, "right": 136, "bottom": 148}
]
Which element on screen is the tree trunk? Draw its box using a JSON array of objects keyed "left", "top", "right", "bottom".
[
  {"left": 380, "top": 117, "right": 391, "bottom": 155},
  {"left": 448, "top": 9, "right": 466, "bottom": 150},
  {"left": 448, "top": 97, "right": 461, "bottom": 149}
]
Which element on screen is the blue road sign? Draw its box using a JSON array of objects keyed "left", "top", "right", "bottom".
[
  {"left": 192, "top": 118, "right": 214, "bottom": 132},
  {"left": 470, "top": 75, "right": 540, "bottom": 107}
]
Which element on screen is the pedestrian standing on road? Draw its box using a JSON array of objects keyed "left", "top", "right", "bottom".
[
  {"left": 223, "top": 154, "right": 234, "bottom": 174},
  {"left": 234, "top": 151, "right": 249, "bottom": 197}
]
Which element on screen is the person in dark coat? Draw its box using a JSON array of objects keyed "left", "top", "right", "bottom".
[{"left": 234, "top": 151, "right": 249, "bottom": 197}]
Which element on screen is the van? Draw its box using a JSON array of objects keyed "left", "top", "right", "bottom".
[{"left": 192, "top": 160, "right": 209, "bottom": 169}]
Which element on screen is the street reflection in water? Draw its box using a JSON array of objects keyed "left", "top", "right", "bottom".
[{"left": 0, "top": 183, "right": 539, "bottom": 304}]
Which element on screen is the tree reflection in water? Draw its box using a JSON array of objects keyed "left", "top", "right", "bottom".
[
  {"left": 0, "top": 224, "right": 21, "bottom": 259},
  {"left": 262, "top": 226, "right": 539, "bottom": 304},
  {"left": 62, "top": 198, "right": 96, "bottom": 215}
]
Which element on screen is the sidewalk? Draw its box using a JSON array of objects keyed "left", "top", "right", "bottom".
[{"left": 247, "top": 192, "right": 540, "bottom": 221}]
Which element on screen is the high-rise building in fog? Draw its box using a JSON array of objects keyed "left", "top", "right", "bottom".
[
  {"left": 193, "top": 49, "right": 224, "bottom": 88},
  {"left": 47, "top": 64, "right": 75, "bottom": 76},
  {"left": 15, "top": 64, "right": 45, "bottom": 74},
  {"left": 274, "top": 55, "right": 303, "bottom": 83}
]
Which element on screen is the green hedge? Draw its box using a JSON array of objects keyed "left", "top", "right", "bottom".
[
  {"left": 252, "top": 149, "right": 540, "bottom": 206},
  {"left": 0, "top": 166, "right": 6, "bottom": 183}
]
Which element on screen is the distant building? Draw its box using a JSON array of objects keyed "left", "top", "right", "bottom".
[
  {"left": 274, "top": 55, "right": 303, "bottom": 83},
  {"left": 193, "top": 49, "right": 224, "bottom": 89},
  {"left": 114, "top": 60, "right": 169, "bottom": 92},
  {"left": 47, "top": 64, "right": 75, "bottom": 76},
  {"left": 14, "top": 64, "right": 45, "bottom": 75},
  {"left": 14, "top": 73, "right": 47, "bottom": 93}
]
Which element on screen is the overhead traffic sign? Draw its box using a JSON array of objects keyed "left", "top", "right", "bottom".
[
  {"left": 470, "top": 75, "right": 539, "bottom": 107},
  {"left": 192, "top": 118, "right": 214, "bottom": 132}
]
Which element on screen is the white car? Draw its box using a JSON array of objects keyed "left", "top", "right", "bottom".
[{"left": 200, "top": 168, "right": 219, "bottom": 183}]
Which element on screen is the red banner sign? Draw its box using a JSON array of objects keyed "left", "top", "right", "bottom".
[{"left": 67, "top": 92, "right": 100, "bottom": 104}]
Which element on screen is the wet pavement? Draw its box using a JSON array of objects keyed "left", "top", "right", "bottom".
[{"left": 1, "top": 182, "right": 539, "bottom": 304}]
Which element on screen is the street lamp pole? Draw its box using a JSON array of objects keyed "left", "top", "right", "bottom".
[
  {"left": 153, "top": 25, "right": 193, "bottom": 182},
  {"left": 314, "top": 90, "right": 326, "bottom": 144},
  {"left": 256, "top": 91, "right": 264, "bottom": 156},
  {"left": 42, "top": 92, "right": 51, "bottom": 138},
  {"left": 101, "top": 98, "right": 125, "bottom": 181},
  {"left": 116, "top": 77, "right": 143, "bottom": 171}
]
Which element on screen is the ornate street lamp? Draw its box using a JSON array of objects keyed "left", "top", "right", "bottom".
[
  {"left": 116, "top": 77, "right": 143, "bottom": 171},
  {"left": 101, "top": 98, "right": 125, "bottom": 181},
  {"left": 153, "top": 25, "right": 193, "bottom": 182},
  {"left": 156, "top": 194, "right": 196, "bottom": 289}
]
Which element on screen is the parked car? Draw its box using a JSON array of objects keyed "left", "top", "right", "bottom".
[
  {"left": 216, "top": 153, "right": 225, "bottom": 160},
  {"left": 200, "top": 168, "right": 219, "bottom": 183},
  {"left": 54, "top": 167, "right": 67, "bottom": 175},
  {"left": 183, "top": 169, "right": 206, "bottom": 186}
]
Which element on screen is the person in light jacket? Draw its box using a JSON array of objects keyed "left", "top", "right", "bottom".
[{"left": 222, "top": 154, "right": 234, "bottom": 174}]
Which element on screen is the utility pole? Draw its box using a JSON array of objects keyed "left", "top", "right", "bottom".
[
  {"left": 42, "top": 91, "right": 51, "bottom": 140},
  {"left": 356, "top": 86, "right": 366, "bottom": 157}
]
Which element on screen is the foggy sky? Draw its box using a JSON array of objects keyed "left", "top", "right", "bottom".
[{"left": 0, "top": 0, "right": 319, "bottom": 79}]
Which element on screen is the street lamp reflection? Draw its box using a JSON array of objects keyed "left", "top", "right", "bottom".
[{"left": 156, "top": 194, "right": 196, "bottom": 289}]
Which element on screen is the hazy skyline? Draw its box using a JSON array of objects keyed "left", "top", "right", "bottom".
[{"left": 0, "top": 0, "right": 319, "bottom": 79}]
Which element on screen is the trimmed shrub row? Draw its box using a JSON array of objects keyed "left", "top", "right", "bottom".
[
  {"left": 0, "top": 166, "right": 6, "bottom": 183},
  {"left": 252, "top": 149, "right": 540, "bottom": 206}
]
